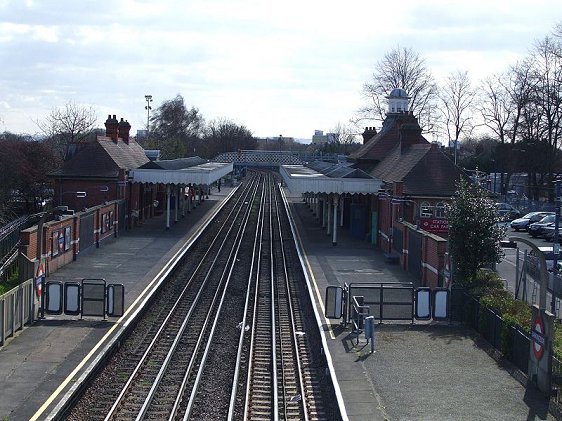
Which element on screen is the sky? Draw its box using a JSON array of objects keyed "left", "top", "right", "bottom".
[{"left": 0, "top": 0, "right": 560, "bottom": 142}]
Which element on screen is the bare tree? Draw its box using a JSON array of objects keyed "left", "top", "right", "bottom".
[
  {"left": 322, "top": 122, "right": 360, "bottom": 154},
  {"left": 437, "top": 70, "right": 477, "bottom": 145},
  {"left": 360, "top": 46, "right": 439, "bottom": 133},
  {"left": 202, "top": 118, "right": 255, "bottom": 158},
  {"left": 36, "top": 101, "right": 97, "bottom": 160}
]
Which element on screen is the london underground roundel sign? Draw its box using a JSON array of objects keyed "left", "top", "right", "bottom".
[{"left": 532, "top": 317, "right": 546, "bottom": 360}]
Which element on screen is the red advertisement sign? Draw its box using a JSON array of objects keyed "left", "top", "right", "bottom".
[{"left": 420, "top": 218, "right": 449, "bottom": 233}]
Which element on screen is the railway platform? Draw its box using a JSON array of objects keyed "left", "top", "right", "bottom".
[
  {"left": 0, "top": 188, "right": 231, "bottom": 421},
  {"left": 0, "top": 183, "right": 555, "bottom": 420}
]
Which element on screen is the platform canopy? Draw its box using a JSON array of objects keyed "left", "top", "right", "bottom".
[
  {"left": 129, "top": 161, "right": 233, "bottom": 185},
  {"left": 280, "top": 163, "right": 383, "bottom": 195}
]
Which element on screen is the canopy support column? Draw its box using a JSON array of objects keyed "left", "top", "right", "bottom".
[
  {"left": 333, "top": 194, "right": 339, "bottom": 246},
  {"left": 327, "top": 195, "right": 332, "bottom": 236},
  {"left": 315, "top": 195, "right": 320, "bottom": 220},
  {"left": 322, "top": 196, "right": 327, "bottom": 228},
  {"left": 181, "top": 185, "right": 186, "bottom": 218},
  {"left": 174, "top": 185, "right": 179, "bottom": 223},
  {"left": 340, "top": 195, "right": 345, "bottom": 227},
  {"left": 165, "top": 184, "right": 171, "bottom": 230}
]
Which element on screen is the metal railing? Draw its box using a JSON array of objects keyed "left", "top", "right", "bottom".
[{"left": 0, "top": 278, "right": 35, "bottom": 347}]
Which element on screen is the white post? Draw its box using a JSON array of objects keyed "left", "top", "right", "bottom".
[
  {"left": 166, "top": 184, "right": 171, "bottom": 230},
  {"left": 181, "top": 185, "right": 186, "bottom": 218},
  {"left": 315, "top": 195, "right": 320, "bottom": 219},
  {"left": 333, "top": 194, "right": 338, "bottom": 245},
  {"left": 340, "top": 195, "right": 344, "bottom": 227},
  {"left": 174, "top": 185, "right": 179, "bottom": 223},
  {"left": 327, "top": 196, "right": 332, "bottom": 236},
  {"left": 322, "top": 197, "right": 327, "bottom": 228}
]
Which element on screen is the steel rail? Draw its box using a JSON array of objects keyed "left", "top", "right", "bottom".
[
  {"left": 103, "top": 176, "right": 259, "bottom": 421},
  {"left": 226, "top": 172, "right": 266, "bottom": 420},
  {"left": 180, "top": 173, "right": 263, "bottom": 420},
  {"left": 273, "top": 182, "right": 309, "bottom": 421},
  {"left": 243, "top": 172, "right": 275, "bottom": 420}
]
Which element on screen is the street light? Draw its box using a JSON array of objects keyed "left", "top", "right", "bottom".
[
  {"left": 551, "top": 178, "right": 561, "bottom": 315},
  {"left": 145, "top": 94, "right": 153, "bottom": 134}
]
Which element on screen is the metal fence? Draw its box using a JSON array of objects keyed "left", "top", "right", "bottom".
[
  {"left": 451, "top": 289, "right": 530, "bottom": 375},
  {"left": 0, "top": 215, "right": 38, "bottom": 282},
  {"left": 0, "top": 278, "right": 35, "bottom": 347}
]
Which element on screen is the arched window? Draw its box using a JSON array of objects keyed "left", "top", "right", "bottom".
[
  {"left": 420, "top": 201, "right": 433, "bottom": 218},
  {"left": 435, "top": 202, "right": 445, "bottom": 218}
]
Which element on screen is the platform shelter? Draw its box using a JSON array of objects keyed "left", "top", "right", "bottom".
[
  {"left": 280, "top": 162, "right": 382, "bottom": 245},
  {"left": 129, "top": 161, "right": 233, "bottom": 229}
]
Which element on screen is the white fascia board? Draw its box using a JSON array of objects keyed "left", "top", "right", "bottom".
[{"left": 130, "top": 162, "right": 233, "bottom": 185}]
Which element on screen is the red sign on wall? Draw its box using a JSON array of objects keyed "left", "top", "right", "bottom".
[{"left": 420, "top": 218, "right": 449, "bottom": 233}]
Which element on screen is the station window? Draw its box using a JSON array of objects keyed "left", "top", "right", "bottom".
[
  {"left": 435, "top": 202, "right": 445, "bottom": 218},
  {"left": 420, "top": 201, "right": 433, "bottom": 218}
]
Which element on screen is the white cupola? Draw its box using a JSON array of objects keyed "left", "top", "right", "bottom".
[{"left": 386, "top": 88, "right": 410, "bottom": 114}]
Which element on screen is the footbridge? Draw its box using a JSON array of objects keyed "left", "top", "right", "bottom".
[{"left": 214, "top": 150, "right": 343, "bottom": 170}]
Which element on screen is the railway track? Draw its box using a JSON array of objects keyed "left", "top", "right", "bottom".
[{"left": 65, "top": 171, "right": 341, "bottom": 421}]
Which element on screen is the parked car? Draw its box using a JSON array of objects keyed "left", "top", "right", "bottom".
[
  {"left": 528, "top": 214, "right": 556, "bottom": 237},
  {"left": 542, "top": 223, "right": 562, "bottom": 242},
  {"left": 510, "top": 211, "right": 554, "bottom": 231},
  {"left": 495, "top": 202, "right": 521, "bottom": 221}
]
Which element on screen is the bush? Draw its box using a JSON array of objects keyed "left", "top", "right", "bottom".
[
  {"left": 479, "top": 287, "right": 532, "bottom": 358},
  {"left": 465, "top": 269, "right": 505, "bottom": 297},
  {"left": 0, "top": 269, "right": 21, "bottom": 295}
]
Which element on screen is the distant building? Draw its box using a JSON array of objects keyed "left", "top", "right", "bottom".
[
  {"left": 311, "top": 130, "right": 335, "bottom": 146},
  {"left": 136, "top": 129, "right": 148, "bottom": 140}
]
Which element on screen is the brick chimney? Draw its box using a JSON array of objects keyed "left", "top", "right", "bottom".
[
  {"left": 105, "top": 114, "right": 119, "bottom": 142},
  {"left": 118, "top": 118, "right": 131, "bottom": 144},
  {"left": 362, "top": 127, "right": 377, "bottom": 144}
]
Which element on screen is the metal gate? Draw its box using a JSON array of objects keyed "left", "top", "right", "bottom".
[
  {"left": 408, "top": 229, "right": 422, "bottom": 286},
  {"left": 324, "top": 283, "right": 450, "bottom": 324},
  {"left": 79, "top": 210, "right": 95, "bottom": 252}
]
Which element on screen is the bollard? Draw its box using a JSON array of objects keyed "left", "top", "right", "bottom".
[{"left": 364, "top": 315, "right": 375, "bottom": 353}]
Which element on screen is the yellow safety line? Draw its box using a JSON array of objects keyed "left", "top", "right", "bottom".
[
  {"left": 30, "top": 250, "right": 182, "bottom": 420},
  {"left": 31, "top": 195, "right": 228, "bottom": 420}
]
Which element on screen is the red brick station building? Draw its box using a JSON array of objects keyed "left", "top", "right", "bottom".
[
  {"left": 19, "top": 115, "right": 231, "bottom": 279},
  {"left": 19, "top": 90, "right": 462, "bottom": 289},
  {"left": 281, "top": 88, "right": 463, "bottom": 288}
]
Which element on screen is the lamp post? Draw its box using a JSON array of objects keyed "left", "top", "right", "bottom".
[
  {"left": 551, "top": 178, "right": 561, "bottom": 315},
  {"left": 145, "top": 94, "right": 153, "bottom": 134}
]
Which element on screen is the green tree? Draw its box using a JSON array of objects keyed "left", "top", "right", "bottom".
[
  {"left": 0, "top": 133, "right": 56, "bottom": 218},
  {"left": 146, "top": 94, "right": 204, "bottom": 159},
  {"left": 446, "top": 178, "right": 506, "bottom": 288}
]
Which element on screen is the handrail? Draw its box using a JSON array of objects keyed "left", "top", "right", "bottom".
[{"left": 351, "top": 295, "right": 370, "bottom": 345}]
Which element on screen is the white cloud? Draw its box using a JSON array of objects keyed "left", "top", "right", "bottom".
[{"left": 0, "top": 0, "right": 560, "bottom": 139}]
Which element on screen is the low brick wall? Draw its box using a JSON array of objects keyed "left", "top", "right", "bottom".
[
  {"left": 394, "top": 220, "right": 447, "bottom": 288},
  {"left": 19, "top": 201, "right": 120, "bottom": 276}
]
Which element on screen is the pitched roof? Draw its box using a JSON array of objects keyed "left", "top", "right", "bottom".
[
  {"left": 51, "top": 136, "right": 149, "bottom": 179},
  {"left": 139, "top": 156, "right": 207, "bottom": 170},
  {"left": 350, "top": 111, "right": 464, "bottom": 198},
  {"left": 351, "top": 113, "right": 426, "bottom": 162},
  {"left": 371, "top": 143, "right": 463, "bottom": 197}
]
